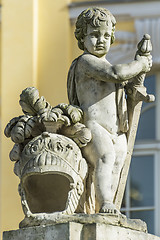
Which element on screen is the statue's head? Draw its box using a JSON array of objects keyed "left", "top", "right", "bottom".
[{"left": 75, "top": 7, "right": 116, "bottom": 51}]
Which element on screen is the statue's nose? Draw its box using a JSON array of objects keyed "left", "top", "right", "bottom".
[{"left": 97, "top": 35, "right": 105, "bottom": 43}]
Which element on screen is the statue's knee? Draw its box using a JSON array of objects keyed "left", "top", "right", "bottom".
[{"left": 101, "top": 153, "right": 115, "bottom": 164}]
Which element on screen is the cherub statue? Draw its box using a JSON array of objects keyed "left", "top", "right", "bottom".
[
  {"left": 67, "top": 7, "right": 153, "bottom": 214},
  {"left": 4, "top": 7, "right": 154, "bottom": 228}
]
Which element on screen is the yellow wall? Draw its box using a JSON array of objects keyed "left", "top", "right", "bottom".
[
  {"left": 0, "top": 0, "right": 134, "bottom": 237},
  {"left": 1, "top": 0, "right": 38, "bottom": 235},
  {"left": 117, "top": 20, "right": 135, "bottom": 32},
  {"left": 37, "top": 0, "right": 71, "bottom": 106},
  {"left": 71, "top": 0, "right": 98, "bottom": 2},
  {"left": 0, "top": 0, "right": 71, "bottom": 236}
]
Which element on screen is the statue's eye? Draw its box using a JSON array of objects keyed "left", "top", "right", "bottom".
[
  {"left": 30, "top": 145, "right": 38, "bottom": 153},
  {"left": 23, "top": 139, "right": 43, "bottom": 156},
  {"left": 104, "top": 33, "right": 110, "bottom": 39},
  {"left": 90, "top": 32, "right": 99, "bottom": 38},
  {"left": 30, "top": 139, "right": 43, "bottom": 153}
]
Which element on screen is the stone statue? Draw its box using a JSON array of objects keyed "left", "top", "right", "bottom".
[
  {"left": 67, "top": 7, "right": 154, "bottom": 214},
  {"left": 4, "top": 87, "right": 92, "bottom": 225},
  {"left": 4, "top": 6, "right": 154, "bottom": 230}
]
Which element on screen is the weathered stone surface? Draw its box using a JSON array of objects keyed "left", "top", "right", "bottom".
[
  {"left": 4, "top": 87, "right": 91, "bottom": 220},
  {"left": 68, "top": 7, "right": 154, "bottom": 214},
  {"left": 3, "top": 223, "right": 83, "bottom": 240},
  {"left": 19, "top": 213, "right": 147, "bottom": 233},
  {"left": 3, "top": 222, "right": 160, "bottom": 240}
]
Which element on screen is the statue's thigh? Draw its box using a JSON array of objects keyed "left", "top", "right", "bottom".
[{"left": 83, "top": 122, "right": 115, "bottom": 166}]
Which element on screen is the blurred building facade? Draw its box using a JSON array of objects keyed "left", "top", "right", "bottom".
[{"left": 0, "top": 0, "right": 160, "bottom": 237}]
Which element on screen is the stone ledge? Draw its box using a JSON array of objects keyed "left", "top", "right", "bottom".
[
  {"left": 19, "top": 213, "right": 147, "bottom": 233},
  {"left": 3, "top": 222, "right": 160, "bottom": 240}
]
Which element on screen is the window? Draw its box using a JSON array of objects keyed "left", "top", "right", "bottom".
[
  {"left": 122, "top": 154, "right": 155, "bottom": 234},
  {"left": 136, "top": 75, "right": 156, "bottom": 141},
  {"left": 121, "top": 74, "right": 160, "bottom": 236}
]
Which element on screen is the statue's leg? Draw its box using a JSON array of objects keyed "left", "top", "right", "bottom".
[
  {"left": 112, "top": 133, "right": 127, "bottom": 203},
  {"left": 82, "top": 121, "right": 118, "bottom": 213}
]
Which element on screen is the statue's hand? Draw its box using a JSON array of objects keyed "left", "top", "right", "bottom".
[
  {"left": 135, "top": 54, "right": 152, "bottom": 73},
  {"left": 134, "top": 34, "right": 152, "bottom": 74}
]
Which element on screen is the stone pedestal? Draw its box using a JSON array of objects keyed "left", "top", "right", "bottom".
[{"left": 3, "top": 222, "right": 160, "bottom": 240}]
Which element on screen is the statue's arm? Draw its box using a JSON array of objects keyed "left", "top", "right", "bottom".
[
  {"left": 79, "top": 54, "right": 151, "bottom": 83},
  {"left": 113, "top": 55, "right": 151, "bottom": 81}
]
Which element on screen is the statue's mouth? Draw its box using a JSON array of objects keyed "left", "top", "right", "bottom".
[{"left": 22, "top": 173, "right": 71, "bottom": 214}]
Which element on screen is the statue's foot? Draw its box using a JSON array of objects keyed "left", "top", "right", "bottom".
[{"left": 99, "top": 202, "right": 119, "bottom": 214}]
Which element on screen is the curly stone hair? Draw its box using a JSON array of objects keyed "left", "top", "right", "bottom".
[{"left": 75, "top": 7, "right": 116, "bottom": 50}]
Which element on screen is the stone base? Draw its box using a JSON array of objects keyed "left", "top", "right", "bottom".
[
  {"left": 3, "top": 222, "right": 160, "bottom": 240},
  {"left": 18, "top": 213, "right": 148, "bottom": 232}
]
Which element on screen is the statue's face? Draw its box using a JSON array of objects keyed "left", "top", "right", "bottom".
[{"left": 83, "top": 21, "right": 112, "bottom": 58}]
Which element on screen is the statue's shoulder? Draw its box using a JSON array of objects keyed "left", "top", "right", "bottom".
[
  {"left": 68, "top": 55, "right": 83, "bottom": 73},
  {"left": 68, "top": 54, "right": 88, "bottom": 77},
  {"left": 78, "top": 53, "right": 97, "bottom": 63},
  {"left": 73, "top": 54, "right": 100, "bottom": 74}
]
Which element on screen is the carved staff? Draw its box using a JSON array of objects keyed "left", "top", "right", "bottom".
[{"left": 114, "top": 34, "right": 155, "bottom": 209}]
